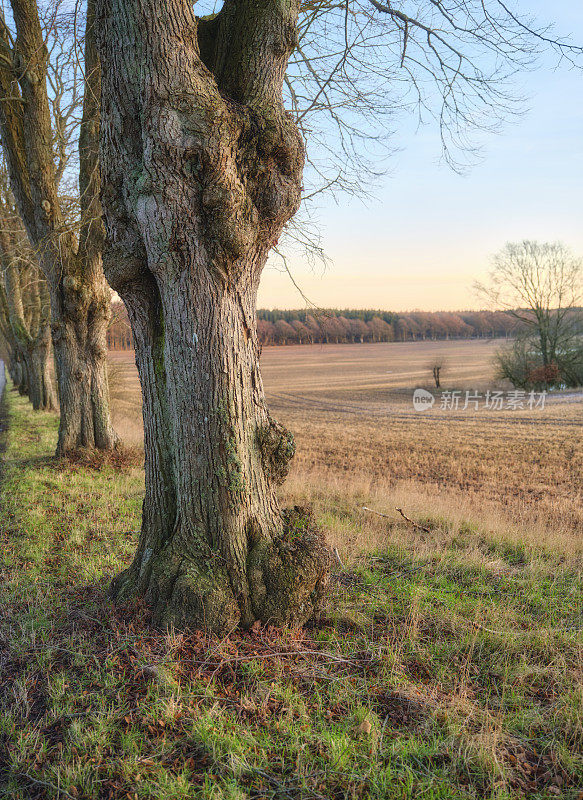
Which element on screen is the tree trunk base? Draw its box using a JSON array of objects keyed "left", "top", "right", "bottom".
[{"left": 112, "top": 507, "right": 330, "bottom": 634}]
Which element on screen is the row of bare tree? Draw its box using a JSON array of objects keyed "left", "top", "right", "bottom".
[
  {"left": 257, "top": 310, "right": 519, "bottom": 344},
  {"left": 0, "top": 170, "right": 55, "bottom": 410},
  {"left": 0, "top": 0, "right": 116, "bottom": 455}
]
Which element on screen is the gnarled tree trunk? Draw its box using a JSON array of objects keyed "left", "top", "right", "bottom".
[
  {"left": 50, "top": 268, "right": 115, "bottom": 451},
  {"left": 22, "top": 325, "right": 55, "bottom": 410},
  {"left": 97, "top": 0, "right": 330, "bottom": 632},
  {"left": 8, "top": 348, "right": 28, "bottom": 395}
]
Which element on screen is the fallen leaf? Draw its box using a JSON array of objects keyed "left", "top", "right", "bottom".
[{"left": 355, "top": 719, "right": 372, "bottom": 736}]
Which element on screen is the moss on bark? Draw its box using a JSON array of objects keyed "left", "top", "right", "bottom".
[{"left": 112, "top": 506, "right": 330, "bottom": 634}]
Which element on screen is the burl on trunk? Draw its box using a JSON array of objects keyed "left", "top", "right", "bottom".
[{"left": 96, "top": 0, "right": 330, "bottom": 632}]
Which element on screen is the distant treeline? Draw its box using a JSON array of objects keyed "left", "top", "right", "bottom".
[
  {"left": 256, "top": 309, "right": 519, "bottom": 345},
  {"left": 107, "top": 305, "right": 534, "bottom": 349}
]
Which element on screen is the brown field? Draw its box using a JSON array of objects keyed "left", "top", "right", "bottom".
[{"left": 108, "top": 340, "right": 583, "bottom": 555}]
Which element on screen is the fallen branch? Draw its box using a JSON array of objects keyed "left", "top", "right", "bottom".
[
  {"left": 333, "top": 547, "right": 345, "bottom": 569},
  {"left": 361, "top": 505, "right": 391, "bottom": 518},
  {"left": 467, "top": 618, "right": 583, "bottom": 637},
  {"left": 18, "top": 774, "right": 78, "bottom": 800},
  {"left": 361, "top": 505, "right": 432, "bottom": 534},
  {"left": 192, "top": 647, "right": 358, "bottom": 681},
  {"left": 395, "top": 507, "right": 432, "bottom": 533}
]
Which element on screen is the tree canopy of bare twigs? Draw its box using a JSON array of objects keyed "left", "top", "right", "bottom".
[
  {"left": 243, "top": 0, "right": 583, "bottom": 270},
  {"left": 286, "top": 0, "right": 582, "bottom": 195},
  {"left": 477, "top": 241, "right": 583, "bottom": 387}
]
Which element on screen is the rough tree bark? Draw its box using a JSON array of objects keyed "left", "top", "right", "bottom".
[
  {"left": 0, "top": 0, "right": 117, "bottom": 452},
  {"left": 3, "top": 260, "right": 56, "bottom": 410},
  {"left": 0, "top": 184, "right": 57, "bottom": 410},
  {"left": 96, "top": 0, "right": 330, "bottom": 632},
  {"left": 0, "top": 284, "right": 25, "bottom": 392}
]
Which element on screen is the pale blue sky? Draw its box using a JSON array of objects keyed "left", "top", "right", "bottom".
[{"left": 258, "top": 0, "right": 583, "bottom": 311}]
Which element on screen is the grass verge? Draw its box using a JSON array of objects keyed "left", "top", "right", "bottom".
[{"left": 0, "top": 389, "right": 582, "bottom": 799}]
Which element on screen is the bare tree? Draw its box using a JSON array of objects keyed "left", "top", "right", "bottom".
[
  {"left": 96, "top": 0, "right": 581, "bottom": 632},
  {"left": 477, "top": 241, "right": 582, "bottom": 383},
  {"left": 429, "top": 360, "right": 446, "bottom": 389},
  {"left": 0, "top": 254, "right": 28, "bottom": 393},
  {"left": 0, "top": 0, "right": 117, "bottom": 454},
  {"left": 0, "top": 167, "right": 56, "bottom": 409}
]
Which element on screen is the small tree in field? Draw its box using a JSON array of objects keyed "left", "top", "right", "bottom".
[
  {"left": 430, "top": 361, "right": 446, "bottom": 389},
  {"left": 477, "top": 241, "right": 583, "bottom": 388},
  {"left": 95, "top": 0, "right": 581, "bottom": 632}
]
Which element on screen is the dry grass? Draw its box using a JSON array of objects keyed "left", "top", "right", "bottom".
[
  {"left": 59, "top": 444, "right": 143, "bottom": 472},
  {"left": 109, "top": 340, "right": 583, "bottom": 549},
  {"left": 1, "top": 366, "right": 582, "bottom": 799}
]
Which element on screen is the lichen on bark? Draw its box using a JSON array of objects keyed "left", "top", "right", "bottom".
[
  {"left": 257, "top": 417, "right": 296, "bottom": 485},
  {"left": 247, "top": 507, "right": 331, "bottom": 627}
]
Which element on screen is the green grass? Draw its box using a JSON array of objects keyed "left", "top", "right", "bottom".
[{"left": 0, "top": 389, "right": 582, "bottom": 799}]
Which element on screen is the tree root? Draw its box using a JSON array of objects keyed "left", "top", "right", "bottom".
[{"left": 111, "top": 506, "right": 331, "bottom": 634}]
